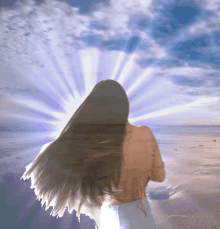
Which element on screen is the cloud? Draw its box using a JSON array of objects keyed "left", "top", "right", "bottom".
[
  {"left": 151, "top": 65, "right": 220, "bottom": 97},
  {"left": 0, "top": 0, "right": 220, "bottom": 101},
  {"left": 170, "top": 75, "right": 205, "bottom": 87},
  {"left": 69, "top": 0, "right": 108, "bottom": 14},
  {"left": 150, "top": 2, "right": 201, "bottom": 43},
  {"left": 0, "top": 58, "right": 38, "bottom": 98},
  {"left": 203, "top": 0, "right": 220, "bottom": 11},
  {"left": 0, "top": 0, "right": 17, "bottom": 8},
  {"left": 90, "top": 0, "right": 153, "bottom": 36}
]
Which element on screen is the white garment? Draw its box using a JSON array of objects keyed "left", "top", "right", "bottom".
[{"left": 98, "top": 196, "right": 158, "bottom": 229}]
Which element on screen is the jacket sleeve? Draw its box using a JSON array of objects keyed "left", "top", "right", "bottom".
[{"left": 144, "top": 127, "right": 165, "bottom": 182}]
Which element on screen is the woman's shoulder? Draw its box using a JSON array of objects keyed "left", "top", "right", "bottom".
[
  {"left": 132, "top": 125, "right": 153, "bottom": 140},
  {"left": 130, "top": 125, "right": 149, "bottom": 139},
  {"left": 134, "top": 125, "right": 151, "bottom": 132}
]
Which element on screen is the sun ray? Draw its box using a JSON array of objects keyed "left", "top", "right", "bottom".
[
  {"left": 32, "top": 69, "right": 65, "bottom": 102},
  {"left": 97, "top": 49, "right": 113, "bottom": 81},
  {"left": 131, "top": 78, "right": 174, "bottom": 107},
  {"left": 114, "top": 54, "right": 131, "bottom": 81},
  {"left": 98, "top": 50, "right": 127, "bottom": 81},
  {"left": 117, "top": 53, "right": 138, "bottom": 85},
  {"left": 32, "top": 10, "right": 74, "bottom": 97},
  {"left": 7, "top": 113, "right": 56, "bottom": 125},
  {"left": 130, "top": 97, "right": 218, "bottom": 123},
  {"left": 43, "top": 30, "right": 75, "bottom": 96},
  {"left": 110, "top": 51, "right": 126, "bottom": 80},
  {"left": 11, "top": 97, "right": 62, "bottom": 120},
  {"left": 0, "top": 131, "right": 55, "bottom": 147},
  {"left": 131, "top": 93, "right": 180, "bottom": 117},
  {"left": 52, "top": 91, "right": 87, "bottom": 137},
  {"left": 61, "top": 47, "right": 87, "bottom": 97},
  {"left": 23, "top": 34, "right": 71, "bottom": 99},
  {"left": 42, "top": 52, "right": 72, "bottom": 98},
  {"left": 63, "top": 49, "right": 81, "bottom": 96},
  {"left": 36, "top": 42, "right": 72, "bottom": 97},
  {"left": 1, "top": 2, "right": 219, "bottom": 228},
  {"left": 79, "top": 47, "right": 100, "bottom": 95},
  {"left": 126, "top": 66, "right": 156, "bottom": 97}
]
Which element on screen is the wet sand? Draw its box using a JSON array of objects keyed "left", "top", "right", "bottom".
[
  {"left": 146, "top": 133, "right": 220, "bottom": 229},
  {"left": 1, "top": 129, "right": 220, "bottom": 228}
]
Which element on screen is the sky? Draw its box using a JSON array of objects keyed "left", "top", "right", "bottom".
[
  {"left": 0, "top": 0, "right": 220, "bottom": 136},
  {"left": 0, "top": 1, "right": 220, "bottom": 227}
]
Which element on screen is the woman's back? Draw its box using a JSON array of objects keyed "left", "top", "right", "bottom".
[
  {"left": 106, "top": 125, "right": 165, "bottom": 206},
  {"left": 99, "top": 125, "right": 164, "bottom": 229}
]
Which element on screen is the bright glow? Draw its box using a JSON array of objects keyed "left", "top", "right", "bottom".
[
  {"left": 130, "top": 97, "right": 219, "bottom": 122},
  {"left": 118, "top": 53, "right": 138, "bottom": 85},
  {"left": 52, "top": 91, "right": 87, "bottom": 138},
  {"left": 11, "top": 97, "right": 62, "bottom": 120},
  {"left": 79, "top": 48, "right": 100, "bottom": 94},
  {"left": 99, "top": 205, "right": 120, "bottom": 229},
  {"left": 126, "top": 67, "right": 155, "bottom": 97},
  {"left": 110, "top": 51, "right": 126, "bottom": 80},
  {"left": 131, "top": 78, "right": 174, "bottom": 107}
]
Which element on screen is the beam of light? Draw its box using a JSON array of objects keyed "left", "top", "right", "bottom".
[
  {"left": 110, "top": 51, "right": 126, "bottom": 80},
  {"left": 126, "top": 66, "right": 155, "bottom": 97},
  {"left": 131, "top": 93, "right": 179, "bottom": 118},
  {"left": 30, "top": 12, "right": 75, "bottom": 96},
  {"left": 40, "top": 54, "right": 72, "bottom": 98},
  {"left": 0, "top": 132, "right": 55, "bottom": 147},
  {"left": 32, "top": 71, "right": 65, "bottom": 102},
  {"left": 110, "top": 34, "right": 141, "bottom": 81},
  {"left": 97, "top": 49, "right": 114, "bottom": 80},
  {"left": 7, "top": 113, "right": 56, "bottom": 125},
  {"left": 2, "top": 43, "right": 217, "bottom": 176},
  {"left": 96, "top": 49, "right": 116, "bottom": 80},
  {"left": 130, "top": 97, "right": 219, "bottom": 123},
  {"left": 52, "top": 92, "right": 87, "bottom": 138},
  {"left": 3, "top": 91, "right": 85, "bottom": 140},
  {"left": 117, "top": 53, "right": 138, "bottom": 85},
  {"left": 79, "top": 48, "right": 100, "bottom": 95},
  {"left": 130, "top": 78, "right": 174, "bottom": 108},
  {"left": 44, "top": 28, "right": 75, "bottom": 95},
  {"left": 11, "top": 97, "right": 63, "bottom": 120},
  {"left": 2, "top": 91, "right": 86, "bottom": 141},
  {"left": 113, "top": 54, "right": 131, "bottom": 81},
  {"left": 19, "top": 42, "right": 71, "bottom": 99},
  {"left": 63, "top": 51, "right": 81, "bottom": 96},
  {"left": 113, "top": 31, "right": 159, "bottom": 85}
]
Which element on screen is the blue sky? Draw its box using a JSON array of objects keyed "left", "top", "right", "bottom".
[
  {"left": 0, "top": 0, "right": 220, "bottom": 135},
  {"left": 1, "top": 4, "right": 220, "bottom": 229},
  {"left": 0, "top": 1, "right": 219, "bottom": 227}
]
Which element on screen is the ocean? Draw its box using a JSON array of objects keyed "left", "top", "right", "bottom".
[{"left": 150, "top": 125, "right": 220, "bottom": 137}]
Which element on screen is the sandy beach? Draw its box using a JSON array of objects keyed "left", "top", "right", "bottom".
[
  {"left": 146, "top": 133, "right": 220, "bottom": 229},
  {"left": 1, "top": 127, "right": 220, "bottom": 229}
]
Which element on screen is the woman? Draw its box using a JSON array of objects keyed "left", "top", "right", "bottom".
[{"left": 21, "top": 79, "right": 165, "bottom": 229}]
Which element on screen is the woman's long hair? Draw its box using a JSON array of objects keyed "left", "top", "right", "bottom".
[{"left": 21, "top": 79, "right": 132, "bottom": 224}]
